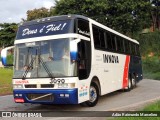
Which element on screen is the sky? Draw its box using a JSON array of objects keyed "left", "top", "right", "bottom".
[{"left": 0, "top": 0, "right": 55, "bottom": 23}]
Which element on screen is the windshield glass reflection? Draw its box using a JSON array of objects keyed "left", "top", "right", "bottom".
[{"left": 13, "top": 38, "right": 77, "bottom": 78}]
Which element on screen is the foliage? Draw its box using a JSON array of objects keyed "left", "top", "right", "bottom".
[
  {"left": 23, "top": 0, "right": 157, "bottom": 35},
  {"left": 106, "top": 0, "right": 151, "bottom": 34},
  {"left": 142, "top": 56, "right": 160, "bottom": 80},
  {"left": 6, "top": 54, "right": 14, "bottom": 65},
  {"left": 150, "top": 0, "right": 160, "bottom": 30},
  {"left": 137, "top": 31, "right": 160, "bottom": 56},
  {"left": 133, "top": 30, "right": 160, "bottom": 80},
  {"left": 26, "top": 7, "right": 51, "bottom": 21},
  {"left": 0, "top": 23, "right": 18, "bottom": 47},
  {"left": 52, "top": 0, "right": 151, "bottom": 35},
  {"left": 54, "top": 0, "right": 108, "bottom": 21}
]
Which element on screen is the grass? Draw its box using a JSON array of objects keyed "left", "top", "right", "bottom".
[
  {"left": 113, "top": 100, "right": 160, "bottom": 120},
  {"left": 143, "top": 101, "right": 160, "bottom": 111},
  {"left": 0, "top": 68, "right": 13, "bottom": 95},
  {"left": 143, "top": 72, "right": 160, "bottom": 81}
]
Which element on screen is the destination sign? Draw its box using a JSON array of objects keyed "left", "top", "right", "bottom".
[{"left": 16, "top": 20, "right": 72, "bottom": 40}]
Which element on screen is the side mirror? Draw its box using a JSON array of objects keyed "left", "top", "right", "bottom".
[
  {"left": 70, "top": 39, "right": 80, "bottom": 61},
  {"left": 1, "top": 46, "right": 14, "bottom": 66}
]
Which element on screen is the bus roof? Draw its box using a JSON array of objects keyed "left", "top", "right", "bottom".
[
  {"left": 19, "top": 15, "right": 88, "bottom": 26},
  {"left": 19, "top": 14, "right": 139, "bottom": 44}
]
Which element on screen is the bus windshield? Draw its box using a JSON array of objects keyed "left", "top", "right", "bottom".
[{"left": 13, "top": 38, "right": 77, "bottom": 78}]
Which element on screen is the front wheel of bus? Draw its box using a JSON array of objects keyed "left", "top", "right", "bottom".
[{"left": 85, "top": 82, "right": 99, "bottom": 107}]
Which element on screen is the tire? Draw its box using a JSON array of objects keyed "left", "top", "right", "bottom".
[
  {"left": 85, "top": 82, "right": 99, "bottom": 107},
  {"left": 131, "top": 74, "right": 137, "bottom": 88},
  {"left": 124, "top": 76, "right": 132, "bottom": 92}
]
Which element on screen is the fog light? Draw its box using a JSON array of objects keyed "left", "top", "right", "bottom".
[
  {"left": 65, "top": 94, "right": 69, "bottom": 97},
  {"left": 60, "top": 94, "right": 64, "bottom": 97}
]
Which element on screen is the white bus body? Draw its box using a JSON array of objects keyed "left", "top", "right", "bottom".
[{"left": 1, "top": 15, "right": 142, "bottom": 107}]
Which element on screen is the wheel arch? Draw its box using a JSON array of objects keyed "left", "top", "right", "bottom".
[{"left": 91, "top": 76, "right": 101, "bottom": 96}]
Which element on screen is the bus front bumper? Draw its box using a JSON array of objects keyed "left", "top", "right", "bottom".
[{"left": 13, "top": 89, "right": 78, "bottom": 104}]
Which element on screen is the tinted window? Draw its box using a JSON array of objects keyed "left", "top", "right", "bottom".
[
  {"left": 111, "top": 34, "right": 116, "bottom": 51},
  {"left": 116, "top": 36, "right": 124, "bottom": 53},
  {"left": 124, "top": 40, "right": 130, "bottom": 54},
  {"left": 105, "top": 32, "right": 112, "bottom": 50},
  {"left": 130, "top": 42, "right": 136, "bottom": 55},
  {"left": 136, "top": 45, "right": 140, "bottom": 56},
  {"left": 99, "top": 29, "right": 105, "bottom": 48},
  {"left": 93, "top": 26, "right": 100, "bottom": 48},
  {"left": 77, "top": 19, "right": 90, "bottom": 37}
]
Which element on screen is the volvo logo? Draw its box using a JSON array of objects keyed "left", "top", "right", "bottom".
[{"left": 50, "top": 78, "right": 65, "bottom": 84}]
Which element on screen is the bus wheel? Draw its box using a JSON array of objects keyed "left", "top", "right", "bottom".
[
  {"left": 125, "top": 76, "right": 132, "bottom": 92},
  {"left": 131, "top": 74, "right": 137, "bottom": 88},
  {"left": 85, "top": 82, "right": 99, "bottom": 107}
]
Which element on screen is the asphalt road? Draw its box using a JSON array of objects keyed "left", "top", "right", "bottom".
[{"left": 0, "top": 79, "right": 160, "bottom": 119}]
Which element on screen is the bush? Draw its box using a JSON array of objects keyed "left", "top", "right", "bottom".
[
  {"left": 142, "top": 56, "right": 160, "bottom": 80},
  {"left": 6, "top": 54, "right": 13, "bottom": 65},
  {"left": 138, "top": 31, "right": 160, "bottom": 56}
]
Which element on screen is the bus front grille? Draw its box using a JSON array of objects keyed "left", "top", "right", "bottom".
[
  {"left": 27, "top": 93, "right": 54, "bottom": 102},
  {"left": 41, "top": 84, "right": 54, "bottom": 88},
  {"left": 25, "top": 84, "right": 54, "bottom": 88},
  {"left": 25, "top": 85, "right": 37, "bottom": 88}
]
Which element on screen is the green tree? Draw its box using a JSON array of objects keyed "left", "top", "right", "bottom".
[
  {"left": 0, "top": 23, "right": 18, "bottom": 47},
  {"left": 52, "top": 0, "right": 152, "bottom": 35},
  {"left": 150, "top": 0, "right": 160, "bottom": 30},
  {"left": 105, "top": 0, "right": 151, "bottom": 35},
  {"left": 26, "top": 7, "right": 51, "bottom": 21},
  {"left": 53, "top": 0, "right": 109, "bottom": 24}
]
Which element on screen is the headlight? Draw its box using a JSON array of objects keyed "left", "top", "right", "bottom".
[
  {"left": 58, "top": 83, "right": 75, "bottom": 88},
  {"left": 58, "top": 83, "right": 68, "bottom": 88},
  {"left": 13, "top": 84, "right": 23, "bottom": 89}
]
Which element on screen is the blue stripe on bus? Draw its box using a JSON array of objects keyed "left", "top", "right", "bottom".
[
  {"left": 13, "top": 89, "right": 78, "bottom": 104},
  {"left": 70, "top": 51, "right": 78, "bottom": 60},
  {"left": 1, "top": 57, "right": 7, "bottom": 66}
]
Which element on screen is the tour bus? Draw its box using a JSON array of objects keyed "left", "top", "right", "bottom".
[{"left": 1, "top": 15, "right": 142, "bottom": 107}]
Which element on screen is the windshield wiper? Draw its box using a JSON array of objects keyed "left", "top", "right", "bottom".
[
  {"left": 22, "top": 48, "right": 54, "bottom": 80},
  {"left": 22, "top": 57, "right": 35, "bottom": 80},
  {"left": 22, "top": 47, "right": 35, "bottom": 80},
  {"left": 38, "top": 55, "right": 54, "bottom": 79}
]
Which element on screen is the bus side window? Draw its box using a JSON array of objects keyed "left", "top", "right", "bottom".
[
  {"left": 124, "top": 40, "right": 130, "bottom": 54},
  {"left": 78, "top": 40, "right": 91, "bottom": 80},
  {"left": 99, "top": 29, "right": 105, "bottom": 48},
  {"left": 136, "top": 45, "right": 140, "bottom": 56},
  {"left": 130, "top": 42, "right": 135, "bottom": 55},
  {"left": 105, "top": 32, "right": 112, "bottom": 50},
  {"left": 116, "top": 36, "right": 122, "bottom": 52},
  {"left": 93, "top": 26, "right": 100, "bottom": 48},
  {"left": 77, "top": 19, "right": 90, "bottom": 38},
  {"left": 111, "top": 34, "right": 116, "bottom": 51}
]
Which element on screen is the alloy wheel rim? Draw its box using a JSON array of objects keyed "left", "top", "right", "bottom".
[{"left": 89, "top": 86, "right": 97, "bottom": 103}]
